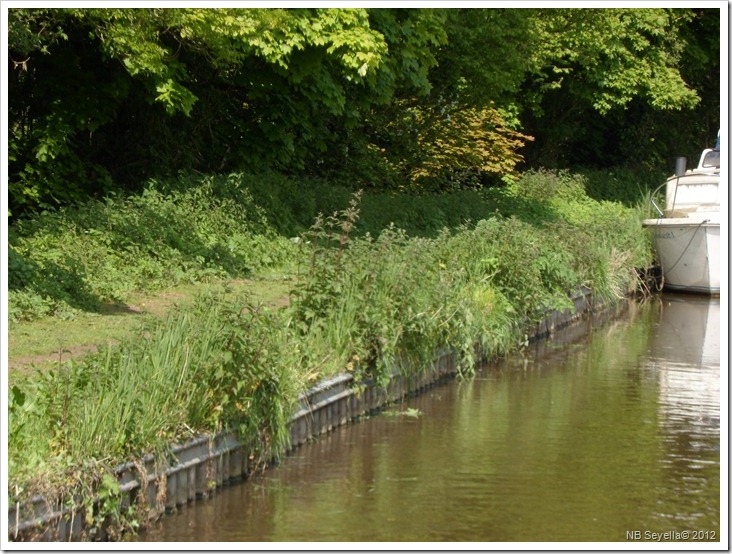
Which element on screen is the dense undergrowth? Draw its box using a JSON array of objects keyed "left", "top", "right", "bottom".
[
  {"left": 7, "top": 168, "right": 655, "bottom": 539},
  {"left": 8, "top": 168, "right": 659, "bottom": 324},
  {"left": 8, "top": 177, "right": 296, "bottom": 323}
]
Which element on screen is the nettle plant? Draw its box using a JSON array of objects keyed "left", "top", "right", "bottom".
[
  {"left": 289, "top": 194, "right": 527, "bottom": 386},
  {"left": 290, "top": 192, "right": 363, "bottom": 332}
]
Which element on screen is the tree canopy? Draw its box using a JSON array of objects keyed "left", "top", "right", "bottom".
[{"left": 6, "top": 7, "right": 720, "bottom": 216}]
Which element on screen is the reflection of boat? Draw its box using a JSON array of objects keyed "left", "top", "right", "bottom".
[
  {"left": 643, "top": 143, "right": 720, "bottom": 295},
  {"left": 651, "top": 295, "right": 719, "bottom": 430},
  {"left": 652, "top": 294, "right": 720, "bottom": 368}
]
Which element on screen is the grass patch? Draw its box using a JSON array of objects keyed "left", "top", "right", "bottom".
[
  {"left": 8, "top": 273, "right": 295, "bottom": 385},
  {"left": 8, "top": 177, "right": 298, "bottom": 323}
]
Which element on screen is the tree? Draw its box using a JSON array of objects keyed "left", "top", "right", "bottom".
[
  {"left": 517, "top": 8, "right": 710, "bottom": 168},
  {"left": 7, "top": 8, "right": 393, "bottom": 214},
  {"left": 429, "top": 8, "right": 537, "bottom": 109},
  {"left": 6, "top": 7, "right": 719, "bottom": 215}
]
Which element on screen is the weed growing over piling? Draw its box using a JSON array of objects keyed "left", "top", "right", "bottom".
[
  {"left": 7, "top": 169, "right": 655, "bottom": 539},
  {"left": 9, "top": 292, "right": 304, "bottom": 538}
]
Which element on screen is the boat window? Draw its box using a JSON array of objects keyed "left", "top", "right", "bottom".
[{"left": 702, "top": 149, "right": 720, "bottom": 168}]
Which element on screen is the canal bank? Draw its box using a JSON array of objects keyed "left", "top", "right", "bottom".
[
  {"left": 8, "top": 286, "right": 626, "bottom": 541},
  {"left": 139, "top": 294, "right": 719, "bottom": 543}
]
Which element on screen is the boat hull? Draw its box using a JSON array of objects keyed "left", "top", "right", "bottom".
[{"left": 643, "top": 217, "right": 720, "bottom": 295}]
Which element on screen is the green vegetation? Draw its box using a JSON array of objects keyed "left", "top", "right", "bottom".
[
  {"left": 578, "top": 166, "right": 670, "bottom": 206},
  {"left": 8, "top": 169, "right": 655, "bottom": 538},
  {"left": 8, "top": 175, "right": 297, "bottom": 323},
  {"left": 8, "top": 169, "right": 652, "bottom": 326},
  {"left": 6, "top": 5, "right": 718, "bottom": 541},
  {"left": 7, "top": 277, "right": 293, "bottom": 383},
  {"left": 8, "top": 8, "right": 719, "bottom": 217}
]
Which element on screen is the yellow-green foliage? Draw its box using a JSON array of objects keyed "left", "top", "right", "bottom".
[{"left": 405, "top": 104, "right": 533, "bottom": 187}]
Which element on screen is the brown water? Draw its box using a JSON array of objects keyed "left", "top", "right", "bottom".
[{"left": 139, "top": 295, "right": 721, "bottom": 544}]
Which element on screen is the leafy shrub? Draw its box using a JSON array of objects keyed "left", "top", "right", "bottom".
[
  {"left": 8, "top": 177, "right": 297, "bottom": 322},
  {"left": 578, "top": 166, "right": 667, "bottom": 206},
  {"left": 518, "top": 168, "right": 589, "bottom": 203}
]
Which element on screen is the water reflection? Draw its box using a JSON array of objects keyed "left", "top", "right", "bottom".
[
  {"left": 139, "top": 297, "right": 720, "bottom": 543},
  {"left": 651, "top": 295, "right": 720, "bottom": 430},
  {"left": 646, "top": 295, "right": 720, "bottom": 531}
]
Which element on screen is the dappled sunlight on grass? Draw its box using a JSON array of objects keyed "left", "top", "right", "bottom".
[{"left": 8, "top": 274, "right": 296, "bottom": 382}]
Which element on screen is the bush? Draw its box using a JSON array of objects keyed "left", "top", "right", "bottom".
[
  {"left": 8, "top": 168, "right": 655, "bottom": 324},
  {"left": 578, "top": 166, "right": 667, "bottom": 206},
  {"left": 8, "top": 176, "right": 297, "bottom": 322}
]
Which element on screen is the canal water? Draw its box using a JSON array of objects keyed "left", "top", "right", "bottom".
[{"left": 139, "top": 295, "right": 722, "bottom": 543}]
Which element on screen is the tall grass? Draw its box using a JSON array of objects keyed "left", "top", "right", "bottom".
[
  {"left": 8, "top": 168, "right": 657, "bottom": 323},
  {"left": 8, "top": 298, "right": 298, "bottom": 524},
  {"left": 288, "top": 171, "right": 654, "bottom": 388},
  {"left": 8, "top": 168, "right": 655, "bottom": 537}
]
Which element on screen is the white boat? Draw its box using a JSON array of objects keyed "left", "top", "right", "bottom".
[{"left": 643, "top": 145, "right": 721, "bottom": 295}]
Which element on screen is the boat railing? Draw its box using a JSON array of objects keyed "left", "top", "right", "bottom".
[
  {"left": 648, "top": 183, "right": 666, "bottom": 218},
  {"left": 648, "top": 172, "right": 720, "bottom": 219},
  {"left": 647, "top": 144, "right": 721, "bottom": 220}
]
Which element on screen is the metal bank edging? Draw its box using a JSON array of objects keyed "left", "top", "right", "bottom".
[{"left": 8, "top": 287, "right": 614, "bottom": 541}]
